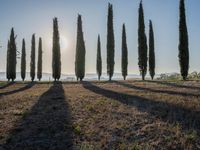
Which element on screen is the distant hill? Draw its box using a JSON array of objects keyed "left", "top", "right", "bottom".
[{"left": 0, "top": 72, "right": 162, "bottom": 81}]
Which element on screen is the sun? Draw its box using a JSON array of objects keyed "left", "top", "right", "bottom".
[{"left": 60, "top": 35, "right": 69, "bottom": 50}]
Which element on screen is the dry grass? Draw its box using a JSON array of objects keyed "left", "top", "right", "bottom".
[{"left": 0, "top": 80, "right": 200, "bottom": 149}]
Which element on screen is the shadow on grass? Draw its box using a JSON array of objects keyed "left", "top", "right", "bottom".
[
  {"left": 0, "top": 82, "right": 15, "bottom": 90},
  {"left": 114, "top": 81, "right": 199, "bottom": 97},
  {"left": 147, "top": 80, "right": 200, "bottom": 90},
  {"left": 0, "top": 82, "right": 36, "bottom": 98},
  {"left": 2, "top": 82, "right": 73, "bottom": 149},
  {"left": 82, "top": 81, "right": 200, "bottom": 132}
]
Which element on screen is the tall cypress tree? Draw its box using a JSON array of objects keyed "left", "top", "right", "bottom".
[
  {"left": 96, "top": 35, "right": 102, "bottom": 81},
  {"left": 30, "top": 34, "right": 36, "bottom": 82},
  {"left": 122, "top": 24, "right": 128, "bottom": 80},
  {"left": 37, "top": 37, "right": 42, "bottom": 81},
  {"left": 9, "top": 28, "right": 17, "bottom": 82},
  {"left": 6, "top": 40, "right": 10, "bottom": 81},
  {"left": 52, "top": 18, "right": 61, "bottom": 81},
  {"left": 138, "top": 1, "right": 148, "bottom": 80},
  {"left": 149, "top": 20, "right": 155, "bottom": 80},
  {"left": 75, "top": 14, "right": 86, "bottom": 81},
  {"left": 179, "top": 0, "right": 189, "bottom": 80},
  {"left": 21, "top": 39, "right": 26, "bottom": 81},
  {"left": 107, "top": 3, "right": 115, "bottom": 81}
]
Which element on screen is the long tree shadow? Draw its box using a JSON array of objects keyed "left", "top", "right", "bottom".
[
  {"left": 2, "top": 82, "right": 73, "bottom": 150},
  {"left": 0, "top": 82, "right": 15, "bottom": 90},
  {"left": 114, "top": 81, "right": 199, "bottom": 97},
  {"left": 0, "top": 82, "right": 36, "bottom": 98},
  {"left": 147, "top": 80, "right": 200, "bottom": 91},
  {"left": 82, "top": 81, "right": 200, "bottom": 133}
]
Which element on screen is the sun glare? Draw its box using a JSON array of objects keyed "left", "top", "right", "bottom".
[{"left": 60, "top": 35, "right": 69, "bottom": 50}]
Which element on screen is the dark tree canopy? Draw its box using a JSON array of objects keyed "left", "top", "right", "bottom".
[
  {"left": 96, "top": 35, "right": 102, "bottom": 81},
  {"left": 149, "top": 20, "right": 155, "bottom": 80},
  {"left": 9, "top": 28, "right": 17, "bottom": 81},
  {"left": 6, "top": 40, "right": 10, "bottom": 81},
  {"left": 179, "top": 0, "right": 189, "bottom": 80},
  {"left": 37, "top": 37, "right": 43, "bottom": 81},
  {"left": 52, "top": 17, "right": 61, "bottom": 81},
  {"left": 21, "top": 39, "right": 26, "bottom": 81},
  {"left": 138, "top": 1, "right": 148, "bottom": 80},
  {"left": 75, "top": 14, "right": 86, "bottom": 81},
  {"left": 30, "top": 34, "right": 36, "bottom": 82},
  {"left": 121, "top": 24, "right": 128, "bottom": 80},
  {"left": 107, "top": 3, "right": 115, "bottom": 81}
]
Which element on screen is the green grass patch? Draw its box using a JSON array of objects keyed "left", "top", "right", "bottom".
[{"left": 73, "top": 124, "right": 82, "bottom": 135}]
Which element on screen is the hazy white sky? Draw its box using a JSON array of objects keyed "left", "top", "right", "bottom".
[{"left": 0, "top": 0, "right": 199, "bottom": 75}]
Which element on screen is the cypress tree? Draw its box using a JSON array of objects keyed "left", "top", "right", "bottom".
[
  {"left": 52, "top": 17, "right": 61, "bottom": 81},
  {"left": 9, "top": 28, "right": 17, "bottom": 82},
  {"left": 179, "top": 0, "right": 189, "bottom": 80},
  {"left": 107, "top": 3, "right": 115, "bottom": 81},
  {"left": 149, "top": 20, "right": 155, "bottom": 80},
  {"left": 37, "top": 37, "right": 42, "bottom": 81},
  {"left": 21, "top": 39, "right": 26, "bottom": 81},
  {"left": 6, "top": 40, "right": 10, "bottom": 81},
  {"left": 30, "top": 34, "right": 36, "bottom": 82},
  {"left": 75, "top": 14, "right": 86, "bottom": 81},
  {"left": 96, "top": 35, "right": 102, "bottom": 81},
  {"left": 121, "top": 24, "right": 128, "bottom": 80},
  {"left": 138, "top": 1, "right": 148, "bottom": 81}
]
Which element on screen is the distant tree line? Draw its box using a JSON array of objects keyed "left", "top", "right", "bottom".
[{"left": 5, "top": 0, "right": 189, "bottom": 82}]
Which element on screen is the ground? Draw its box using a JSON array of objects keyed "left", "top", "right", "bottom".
[{"left": 0, "top": 80, "right": 200, "bottom": 150}]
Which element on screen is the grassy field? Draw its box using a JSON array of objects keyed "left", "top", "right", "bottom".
[{"left": 0, "top": 80, "right": 200, "bottom": 149}]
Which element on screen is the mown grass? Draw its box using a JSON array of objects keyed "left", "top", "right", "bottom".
[{"left": 0, "top": 80, "right": 200, "bottom": 149}]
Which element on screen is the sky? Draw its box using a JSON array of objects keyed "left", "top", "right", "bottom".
[{"left": 0, "top": 0, "right": 200, "bottom": 75}]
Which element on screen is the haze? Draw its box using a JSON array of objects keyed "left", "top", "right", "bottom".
[{"left": 0, "top": 0, "right": 199, "bottom": 75}]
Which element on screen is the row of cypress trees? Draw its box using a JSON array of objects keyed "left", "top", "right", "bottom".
[
  {"left": 137, "top": 0, "right": 189, "bottom": 81},
  {"left": 6, "top": 28, "right": 43, "bottom": 81},
  {"left": 106, "top": 1, "right": 155, "bottom": 81},
  {"left": 6, "top": 0, "right": 189, "bottom": 81}
]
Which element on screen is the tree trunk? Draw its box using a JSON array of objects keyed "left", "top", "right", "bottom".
[
  {"left": 183, "top": 76, "right": 187, "bottom": 81},
  {"left": 142, "top": 74, "right": 145, "bottom": 81},
  {"left": 123, "top": 76, "right": 126, "bottom": 80},
  {"left": 109, "top": 76, "right": 112, "bottom": 81}
]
